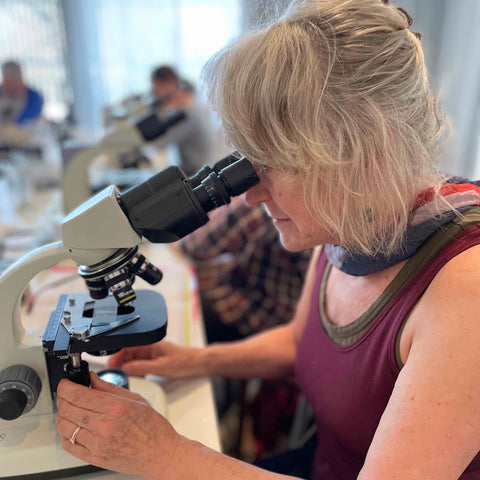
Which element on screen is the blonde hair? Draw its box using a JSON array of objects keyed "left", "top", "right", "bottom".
[{"left": 203, "top": 0, "right": 447, "bottom": 256}]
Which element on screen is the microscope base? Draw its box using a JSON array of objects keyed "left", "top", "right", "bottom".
[{"left": 0, "top": 377, "right": 167, "bottom": 479}]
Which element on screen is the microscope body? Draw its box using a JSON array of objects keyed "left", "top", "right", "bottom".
[
  {"left": 63, "top": 110, "right": 187, "bottom": 213},
  {"left": 0, "top": 154, "right": 259, "bottom": 477}
]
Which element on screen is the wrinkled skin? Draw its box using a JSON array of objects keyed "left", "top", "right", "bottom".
[{"left": 56, "top": 372, "right": 181, "bottom": 477}]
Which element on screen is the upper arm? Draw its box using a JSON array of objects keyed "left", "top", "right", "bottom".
[
  {"left": 359, "top": 245, "right": 480, "bottom": 479},
  {"left": 290, "top": 246, "right": 321, "bottom": 343}
]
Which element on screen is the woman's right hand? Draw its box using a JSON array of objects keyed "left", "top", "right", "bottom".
[{"left": 107, "top": 340, "right": 207, "bottom": 379}]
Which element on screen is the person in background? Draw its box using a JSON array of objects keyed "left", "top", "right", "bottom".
[
  {"left": 55, "top": 1, "right": 480, "bottom": 479},
  {"left": 149, "top": 65, "right": 217, "bottom": 176},
  {"left": 180, "top": 196, "right": 312, "bottom": 457},
  {"left": 180, "top": 195, "right": 312, "bottom": 344},
  {"left": 0, "top": 60, "right": 43, "bottom": 127}
]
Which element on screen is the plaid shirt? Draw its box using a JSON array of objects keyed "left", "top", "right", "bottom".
[{"left": 181, "top": 196, "right": 312, "bottom": 336}]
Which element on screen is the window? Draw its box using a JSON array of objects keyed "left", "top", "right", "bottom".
[
  {"left": 0, "top": 0, "right": 71, "bottom": 121},
  {"left": 95, "top": 0, "right": 242, "bottom": 105}
]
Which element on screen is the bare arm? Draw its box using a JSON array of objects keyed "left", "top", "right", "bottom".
[
  {"left": 358, "top": 245, "right": 480, "bottom": 479},
  {"left": 202, "top": 248, "right": 320, "bottom": 379},
  {"left": 109, "top": 248, "right": 320, "bottom": 380},
  {"left": 151, "top": 437, "right": 300, "bottom": 480},
  {"left": 57, "top": 373, "right": 300, "bottom": 480},
  {"left": 63, "top": 250, "right": 322, "bottom": 479}
]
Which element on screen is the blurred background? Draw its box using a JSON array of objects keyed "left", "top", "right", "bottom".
[
  {"left": 0, "top": 0, "right": 478, "bottom": 170},
  {"left": 0, "top": 0, "right": 479, "bottom": 462}
]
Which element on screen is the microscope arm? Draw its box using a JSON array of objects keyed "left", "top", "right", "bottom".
[
  {"left": 63, "top": 122, "right": 143, "bottom": 213},
  {"left": 63, "top": 146, "right": 105, "bottom": 214},
  {"left": 63, "top": 111, "right": 187, "bottom": 213},
  {"left": 0, "top": 242, "right": 70, "bottom": 356}
]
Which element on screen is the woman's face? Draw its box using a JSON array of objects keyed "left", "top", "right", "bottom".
[{"left": 245, "top": 165, "right": 333, "bottom": 251}]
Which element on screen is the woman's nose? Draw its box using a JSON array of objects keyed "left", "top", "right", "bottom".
[{"left": 245, "top": 181, "right": 269, "bottom": 206}]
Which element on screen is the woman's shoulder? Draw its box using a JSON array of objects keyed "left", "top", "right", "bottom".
[
  {"left": 430, "top": 241, "right": 480, "bottom": 289},
  {"left": 408, "top": 242, "right": 480, "bottom": 338}
]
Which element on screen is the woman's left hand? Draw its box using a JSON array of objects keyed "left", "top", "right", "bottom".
[{"left": 56, "top": 371, "right": 181, "bottom": 478}]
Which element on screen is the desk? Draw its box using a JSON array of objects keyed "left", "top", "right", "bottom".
[{"left": 10, "top": 243, "right": 220, "bottom": 480}]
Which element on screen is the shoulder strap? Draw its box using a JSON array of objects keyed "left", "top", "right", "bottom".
[
  {"left": 382, "top": 206, "right": 480, "bottom": 304},
  {"left": 321, "top": 207, "right": 480, "bottom": 346}
]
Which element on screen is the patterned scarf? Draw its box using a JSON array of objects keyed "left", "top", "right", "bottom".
[{"left": 325, "top": 178, "right": 480, "bottom": 276}]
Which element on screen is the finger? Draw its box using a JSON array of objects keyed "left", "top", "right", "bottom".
[
  {"left": 107, "top": 349, "right": 127, "bottom": 368},
  {"left": 90, "top": 372, "right": 148, "bottom": 403},
  {"left": 106, "top": 354, "right": 123, "bottom": 369},
  {"left": 56, "top": 397, "right": 99, "bottom": 428},
  {"left": 121, "top": 360, "right": 157, "bottom": 377},
  {"left": 56, "top": 416, "right": 94, "bottom": 450},
  {"left": 61, "top": 436, "right": 101, "bottom": 467},
  {"left": 107, "top": 346, "right": 151, "bottom": 368},
  {"left": 57, "top": 379, "right": 111, "bottom": 413}
]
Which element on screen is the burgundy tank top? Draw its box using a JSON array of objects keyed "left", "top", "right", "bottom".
[{"left": 295, "top": 224, "right": 480, "bottom": 479}]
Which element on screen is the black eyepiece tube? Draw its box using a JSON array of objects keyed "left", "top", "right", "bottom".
[
  {"left": 188, "top": 151, "right": 241, "bottom": 188},
  {"left": 218, "top": 157, "right": 259, "bottom": 196},
  {"left": 212, "top": 151, "right": 242, "bottom": 173},
  {"left": 119, "top": 156, "right": 259, "bottom": 243},
  {"left": 191, "top": 157, "right": 258, "bottom": 211}
]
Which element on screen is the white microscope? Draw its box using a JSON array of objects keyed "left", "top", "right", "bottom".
[
  {"left": 63, "top": 108, "right": 186, "bottom": 214},
  {"left": 0, "top": 154, "right": 258, "bottom": 478}
]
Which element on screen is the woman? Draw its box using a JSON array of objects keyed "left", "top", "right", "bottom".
[{"left": 55, "top": 0, "right": 480, "bottom": 478}]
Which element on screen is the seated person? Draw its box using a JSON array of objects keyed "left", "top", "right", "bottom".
[
  {"left": 56, "top": 2, "right": 480, "bottom": 479},
  {"left": 0, "top": 60, "right": 43, "bottom": 127},
  {"left": 149, "top": 65, "right": 218, "bottom": 176}
]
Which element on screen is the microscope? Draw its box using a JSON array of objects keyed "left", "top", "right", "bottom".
[
  {"left": 63, "top": 109, "right": 187, "bottom": 213},
  {"left": 0, "top": 153, "right": 258, "bottom": 478}
]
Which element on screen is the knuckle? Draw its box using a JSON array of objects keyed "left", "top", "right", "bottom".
[{"left": 58, "top": 401, "right": 71, "bottom": 417}]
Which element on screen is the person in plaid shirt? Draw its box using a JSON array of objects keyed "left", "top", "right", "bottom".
[{"left": 181, "top": 196, "right": 312, "bottom": 342}]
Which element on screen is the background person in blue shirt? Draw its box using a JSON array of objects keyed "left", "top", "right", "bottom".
[{"left": 0, "top": 60, "right": 43, "bottom": 126}]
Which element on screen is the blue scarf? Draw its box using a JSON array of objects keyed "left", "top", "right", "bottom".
[{"left": 325, "top": 178, "right": 480, "bottom": 276}]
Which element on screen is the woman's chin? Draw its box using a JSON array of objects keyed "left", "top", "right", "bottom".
[{"left": 278, "top": 233, "right": 310, "bottom": 252}]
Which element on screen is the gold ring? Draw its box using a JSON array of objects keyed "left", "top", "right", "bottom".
[{"left": 69, "top": 426, "right": 82, "bottom": 445}]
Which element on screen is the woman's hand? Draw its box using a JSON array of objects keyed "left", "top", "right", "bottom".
[
  {"left": 107, "top": 340, "right": 207, "bottom": 378},
  {"left": 56, "top": 372, "right": 183, "bottom": 478}
]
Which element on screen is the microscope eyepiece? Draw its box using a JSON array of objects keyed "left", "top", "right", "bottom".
[
  {"left": 118, "top": 153, "right": 259, "bottom": 244},
  {"left": 188, "top": 151, "right": 241, "bottom": 188},
  {"left": 191, "top": 156, "right": 258, "bottom": 212}
]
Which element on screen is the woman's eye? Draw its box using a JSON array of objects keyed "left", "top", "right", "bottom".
[{"left": 259, "top": 164, "right": 270, "bottom": 173}]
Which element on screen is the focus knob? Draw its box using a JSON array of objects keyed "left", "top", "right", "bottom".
[{"left": 0, "top": 365, "right": 42, "bottom": 421}]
